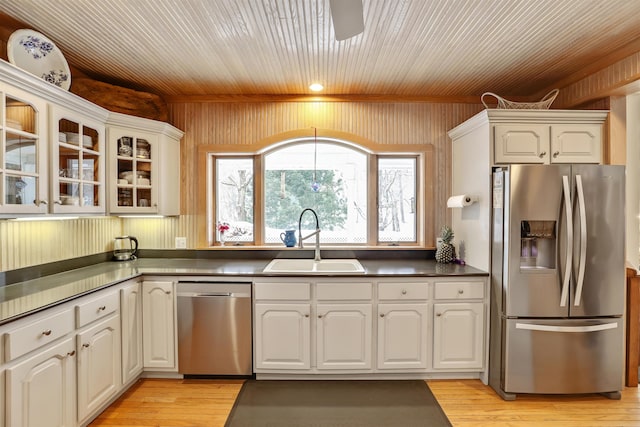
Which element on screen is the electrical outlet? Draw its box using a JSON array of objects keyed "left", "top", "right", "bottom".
[{"left": 175, "top": 237, "right": 187, "bottom": 249}]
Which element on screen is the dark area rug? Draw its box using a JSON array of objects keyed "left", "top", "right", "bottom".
[{"left": 224, "top": 380, "right": 452, "bottom": 427}]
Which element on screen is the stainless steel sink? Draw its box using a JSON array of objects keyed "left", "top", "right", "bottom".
[{"left": 263, "top": 258, "right": 365, "bottom": 274}]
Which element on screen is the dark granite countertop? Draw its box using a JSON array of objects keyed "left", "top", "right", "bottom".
[{"left": 0, "top": 257, "right": 487, "bottom": 325}]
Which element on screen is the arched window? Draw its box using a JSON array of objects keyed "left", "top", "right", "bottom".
[{"left": 208, "top": 137, "right": 425, "bottom": 247}]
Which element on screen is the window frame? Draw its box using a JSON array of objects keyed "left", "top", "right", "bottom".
[{"left": 203, "top": 137, "right": 431, "bottom": 248}]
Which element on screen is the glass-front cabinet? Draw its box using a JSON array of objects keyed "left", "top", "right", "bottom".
[
  {"left": 107, "top": 112, "right": 183, "bottom": 216},
  {"left": 111, "top": 129, "right": 155, "bottom": 212},
  {"left": 0, "top": 86, "right": 48, "bottom": 214},
  {"left": 50, "top": 107, "right": 105, "bottom": 214}
]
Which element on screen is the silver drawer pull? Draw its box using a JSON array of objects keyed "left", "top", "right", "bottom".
[
  {"left": 67, "top": 350, "right": 76, "bottom": 357},
  {"left": 42, "top": 329, "right": 52, "bottom": 336},
  {"left": 82, "top": 343, "right": 90, "bottom": 348},
  {"left": 98, "top": 305, "right": 106, "bottom": 311},
  {"left": 539, "top": 151, "right": 547, "bottom": 158}
]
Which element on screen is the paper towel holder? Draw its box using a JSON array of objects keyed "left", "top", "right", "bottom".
[{"left": 447, "top": 194, "right": 478, "bottom": 208}]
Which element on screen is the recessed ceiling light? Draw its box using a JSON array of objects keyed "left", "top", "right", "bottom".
[{"left": 309, "top": 83, "right": 324, "bottom": 92}]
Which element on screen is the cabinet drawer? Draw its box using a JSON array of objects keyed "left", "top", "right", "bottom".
[
  {"left": 3, "top": 308, "right": 74, "bottom": 361},
  {"left": 254, "top": 282, "right": 311, "bottom": 300},
  {"left": 316, "top": 282, "right": 372, "bottom": 300},
  {"left": 434, "top": 281, "right": 484, "bottom": 300},
  {"left": 378, "top": 282, "right": 429, "bottom": 300},
  {"left": 76, "top": 290, "right": 119, "bottom": 328}
]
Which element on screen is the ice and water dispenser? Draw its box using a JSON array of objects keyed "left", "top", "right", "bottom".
[{"left": 520, "top": 220, "right": 556, "bottom": 269}]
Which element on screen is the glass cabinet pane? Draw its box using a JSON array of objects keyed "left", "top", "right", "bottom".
[
  {"left": 5, "top": 133, "right": 36, "bottom": 172},
  {"left": 5, "top": 175, "right": 36, "bottom": 205},
  {"left": 83, "top": 126, "right": 99, "bottom": 152},
  {"left": 6, "top": 96, "right": 35, "bottom": 134}
]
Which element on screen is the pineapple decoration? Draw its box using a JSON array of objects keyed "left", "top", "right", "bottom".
[{"left": 435, "top": 225, "right": 456, "bottom": 263}]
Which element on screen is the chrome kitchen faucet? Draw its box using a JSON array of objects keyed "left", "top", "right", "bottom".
[{"left": 298, "top": 208, "right": 321, "bottom": 261}]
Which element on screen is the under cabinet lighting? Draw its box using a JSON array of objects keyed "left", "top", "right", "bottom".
[
  {"left": 9, "top": 216, "right": 80, "bottom": 221},
  {"left": 309, "top": 83, "right": 324, "bottom": 92},
  {"left": 117, "top": 215, "right": 165, "bottom": 218}
]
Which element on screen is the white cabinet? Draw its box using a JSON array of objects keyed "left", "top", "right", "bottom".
[
  {"left": 120, "top": 281, "right": 143, "bottom": 384},
  {"left": 494, "top": 121, "right": 602, "bottom": 164},
  {"left": 76, "top": 314, "right": 121, "bottom": 423},
  {"left": 254, "top": 303, "right": 311, "bottom": 370},
  {"left": 316, "top": 304, "right": 372, "bottom": 370},
  {"left": 5, "top": 337, "right": 76, "bottom": 427},
  {"left": 377, "top": 303, "right": 429, "bottom": 370},
  {"left": 0, "top": 84, "right": 48, "bottom": 214},
  {"left": 377, "top": 282, "right": 429, "bottom": 370},
  {"left": 432, "top": 280, "right": 486, "bottom": 371},
  {"left": 49, "top": 106, "right": 106, "bottom": 214},
  {"left": 107, "top": 112, "right": 183, "bottom": 215},
  {"left": 142, "top": 280, "right": 177, "bottom": 370},
  {"left": 0, "top": 60, "right": 109, "bottom": 217}
]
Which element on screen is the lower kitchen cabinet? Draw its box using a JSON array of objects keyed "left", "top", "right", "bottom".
[
  {"left": 142, "top": 280, "right": 177, "bottom": 370},
  {"left": 432, "top": 302, "right": 484, "bottom": 370},
  {"left": 316, "top": 304, "right": 372, "bottom": 370},
  {"left": 254, "top": 303, "right": 311, "bottom": 370},
  {"left": 377, "top": 303, "right": 429, "bottom": 370},
  {"left": 76, "top": 314, "right": 121, "bottom": 423},
  {"left": 5, "top": 336, "right": 76, "bottom": 427},
  {"left": 120, "top": 281, "right": 143, "bottom": 384}
]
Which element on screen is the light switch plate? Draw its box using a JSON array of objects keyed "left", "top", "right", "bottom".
[{"left": 175, "top": 237, "right": 187, "bottom": 249}]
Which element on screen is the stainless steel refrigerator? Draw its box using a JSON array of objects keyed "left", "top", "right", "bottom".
[{"left": 489, "top": 164, "right": 625, "bottom": 400}]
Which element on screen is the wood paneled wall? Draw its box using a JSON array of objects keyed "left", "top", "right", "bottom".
[{"left": 167, "top": 100, "right": 484, "bottom": 249}]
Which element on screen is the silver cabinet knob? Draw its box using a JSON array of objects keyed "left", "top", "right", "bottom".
[
  {"left": 539, "top": 151, "right": 547, "bottom": 158},
  {"left": 304, "top": 314, "right": 309, "bottom": 318},
  {"left": 42, "top": 329, "right": 52, "bottom": 336},
  {"left": 165, "top": 291, "right": 171, "bottom": 295},
  {"left": 82, "top": 343, "right": 90, "bottom": 348},
  {"left": 401, "top": 289, "right": 407, "bottom": 295},
  {"left": 436, "top": 313, "right": 442, "bottom": 317},
  {"left": 98, "top": 305, "right": 106, "bottom": 311},
  {"left": 553, "top": 151, "right": 560, "bottom": 158},
  {"left": 380, "top": 313, "right": 385, "bottom": 318},
  {"left": 318, "top": 315, "right": 323, "bottom": 318},
  {"left": 458, "top": 289, "right": 464, "bottom": 294},
  {"left": 67, "top": 350, "right": 76, "bottom": 357}
]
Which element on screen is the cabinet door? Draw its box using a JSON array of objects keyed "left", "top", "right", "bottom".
[
  {"left": 108, "top": 127, "right": 159, "bottom": 214},
  {"left": 77, "top": 314, "right": 121, "bottom": 423},
  {"left": 6, "top": 337, "right": 76, "bottom": 427},
  {"left": 50, "top": 106, "right": 106, "bottom": 214},
  {"left": 142, "top": 281, "right": 176, "bottom": 369},
  {"left": 254, "top": 303, "right": 311, "bottom": 370},
  {"left": 494, "top": 124, "right": 550, "bottom": 164},
  {"left": 433, "top": 302, "right": 484, "bottom": 370},
  {"left": 550, "top": 123, "right": 602, "bottom": 163},
  {"left": 377, "top": 303, "right": 428, "bottom": 370},
  {"left": 121, "top": 281, "right": 143, "bottom": 384},
  {"left": 316, "top": 304, "right": 372, "bottom": 370},
  {"left": 0, "top": 85, "right": 48, "bottom": 214}
]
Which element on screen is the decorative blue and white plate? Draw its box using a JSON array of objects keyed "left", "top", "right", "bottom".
[{"left": 7, "top": 29, "right": 71, "bottom": 91}]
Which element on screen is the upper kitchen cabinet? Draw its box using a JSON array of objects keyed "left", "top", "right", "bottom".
[
  {"left": 0, "top": 60, "right": 109, "bottom": 216},
  {"left": 0, "top": 85, "right": 47, "bottom": 214},
  {"left": 50, "top": 107, "right": 106, "bottom": 214},
  {"left": 107, "top": 112, "right": 183, "bottom": 216},
  {"left": 451, "top": 109, "right": 608, "bottom": 165}
]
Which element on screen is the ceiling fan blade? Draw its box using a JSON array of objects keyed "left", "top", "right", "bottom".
[{"left": 329, "top": 0, "right": 364, "bottom": 41}]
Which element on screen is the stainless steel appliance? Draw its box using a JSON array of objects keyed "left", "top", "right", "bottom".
[
  {"left": 489, "top": 164, "right": 625, "bottom": 400},
  {"left": 177, "top": 281, "right": 252, "bottom": 376},
  {"left": 113, "top": 236, "right": 138, "bottom": 261}
]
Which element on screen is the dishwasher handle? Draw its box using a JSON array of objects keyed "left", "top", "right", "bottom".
[{"left": 177, "top": 291, "right": 251, "bottom": 298}]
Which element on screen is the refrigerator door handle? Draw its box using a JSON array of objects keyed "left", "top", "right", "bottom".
[
  {"left": 574, "top": 174, "right": 587, "bottom": 306},
  {"left": 560, "top": 175, "right": 573, "bottom": 307},
  {"left": 515, "top": 322, "right": 618, "bottom": 333}
]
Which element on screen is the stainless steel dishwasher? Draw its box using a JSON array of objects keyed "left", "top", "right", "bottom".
[{"left": 176, "top": 281, "right": 252, "bottom": 376}]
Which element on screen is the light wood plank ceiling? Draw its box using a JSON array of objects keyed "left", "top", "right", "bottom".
[{"left": 1, "top": 0, "right": 640, "bottom": 99}]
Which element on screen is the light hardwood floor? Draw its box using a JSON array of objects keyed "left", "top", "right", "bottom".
[{"left": 89, "top": 379, "right": 640, "bottom": 427}]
